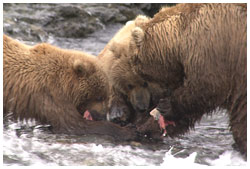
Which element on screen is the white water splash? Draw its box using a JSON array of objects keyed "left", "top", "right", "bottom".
[
  {"left": 160, "top": 147, "right": 247, "bottom": 167},
  {"left": 206, "top": 151, "right": 247, "bottom": 166},
  {"left": 161, "top": 148, "right": 202, "bottom": 167}
]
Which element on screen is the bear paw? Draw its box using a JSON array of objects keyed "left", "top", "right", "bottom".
[
  {"left": 156, "top": 97, "right": 176, "bottom": 120},
  {"left": 107, "top": 104, "right": 130, "bottom": 126}
]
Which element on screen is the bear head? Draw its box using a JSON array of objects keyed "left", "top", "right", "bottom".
[
  {"left": 69, "top": 52, "right": 109, "bottom": 121},
  {"left": 99, "top": 15, "right": 166, "bottom": 123},
  {"left": 98, "top": 15, "right": 152, "bottom": 115},
  {"left": 30, "top": 43, "right": 110, "bottom": 121}
]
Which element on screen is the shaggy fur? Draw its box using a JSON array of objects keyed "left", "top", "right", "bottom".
[
  {"left": 3, "top": 35, "right": 137, "bottom": 140},
  {"left": 98, "top": 15, "right": 166, "bottom": 124},
  {"left": 130, "top": 4, "right": 247, "bottom": 156}
]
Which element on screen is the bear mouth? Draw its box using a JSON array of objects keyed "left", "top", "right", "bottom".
[
  {"left": 85, "top": 110, "right": 106, "bottom": 121},
  {"left": 77, "top": 104, "right": 92, "bottom": 120},
  {"left": 83, "top": 110, "right": 93, "bottom": 120},
  {"left": 77, "top": 104, "right": 106, "bottom": 121}
]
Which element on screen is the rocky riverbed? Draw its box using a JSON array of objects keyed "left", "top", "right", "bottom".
[{"left": 3, "top": 3, "right": 170, "bottom": 41}]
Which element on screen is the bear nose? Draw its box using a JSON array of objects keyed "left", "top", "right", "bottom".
[
  {"left": 133, "top": 94, "right": 150, "bottom": 112},
  {"left": 135, "top": 100, "right": 149, "bottom": 112}
]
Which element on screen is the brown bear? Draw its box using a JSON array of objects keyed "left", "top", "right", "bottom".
[
  {"left": 3, "top": 34, "right": 137, "bottom": 141},
  {"left": 98, "top": 16, "right": 167, "bottom": 135},
  {"left": 98, "top": 16, "right": 151, "bottom": 120},
  {"left": 129, "top": 4, "right": 247, "bottom": 156}
]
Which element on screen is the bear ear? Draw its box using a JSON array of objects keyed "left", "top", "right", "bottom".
[
  {"left": 109, "top": 42, "right": 117, "bottom": 54},
  {"left": 73, "top": 59, "right": 95, "bottom": 77},
  {"left": 135, "top": 15, "right": 150, "bottom": 27},
  {"left": 109, "top": 42, "right": 122, "bottom": 59},
  {"left": 131, "top": 27, "right": 144, "bottom": 48}
]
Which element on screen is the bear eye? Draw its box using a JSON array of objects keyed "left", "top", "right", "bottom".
[
  {"left": 128, "top": 84, "right": 134, "bottom": 90},
  {"left": 143, "top": 82, "right": 148, "bottom": 87}
]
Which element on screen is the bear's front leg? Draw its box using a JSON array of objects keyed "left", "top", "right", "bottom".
[{"left": 151, "top": 84, "right": 216, "bottom": 137}]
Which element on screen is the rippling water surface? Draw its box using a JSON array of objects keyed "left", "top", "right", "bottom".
[
  {"left": 3, "top": 18, "right": 247, "bottom": 166},
  {"left": 3, "top": 104, "right": 246, "bottom": 165}
]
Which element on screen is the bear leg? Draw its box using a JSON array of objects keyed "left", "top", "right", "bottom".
[
  {"left": 36, "top": 92, "right": 138, "bottom": 141},
  {"left": 229, "top": 97, "right": 247, "bottom": 158}
]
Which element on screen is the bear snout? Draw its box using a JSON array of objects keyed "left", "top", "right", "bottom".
[{"left": 131, "top": 91, "right": 150, "bottom": 113}]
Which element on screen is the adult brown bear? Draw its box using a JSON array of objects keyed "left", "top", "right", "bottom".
[
  {"left": 98, "top": 15, "right": 166, "bottom": 127},
  {"left": 3, "top": 34, "right": 137, "bottom": 141},
  {"left": 130, "top": 4, "right": 247, "bottom": 156}
]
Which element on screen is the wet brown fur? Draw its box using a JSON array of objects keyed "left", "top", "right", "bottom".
[
  {"left": 98, "top": 15, "right": 166, "bottom": 123},
  {"left": 3, "top": 35, "right": 137, "bottom": 140},
  {"left": 130, "top": 4, "right": 247, "bottom": 156}
]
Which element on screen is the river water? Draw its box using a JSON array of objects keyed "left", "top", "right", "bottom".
[
  {"left": 3, "top": 4, "right": 247, "bottom": 166},
  {"left": 3, "top": 109, "right": 246, "bottom": 166}
]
